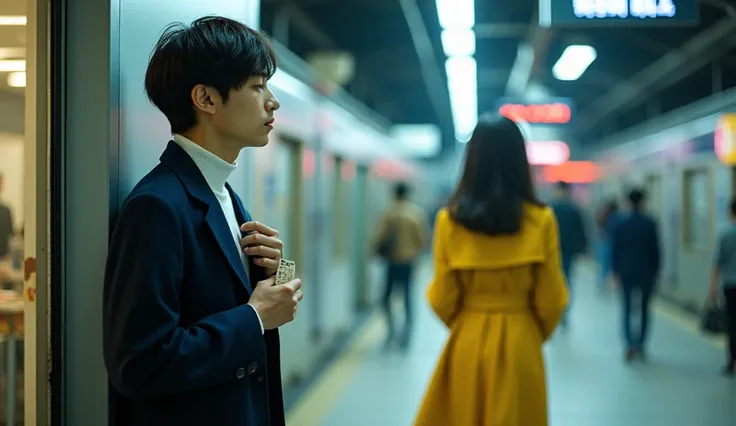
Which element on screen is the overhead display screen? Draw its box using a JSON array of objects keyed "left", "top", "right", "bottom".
[{"left": 539, "top": 0, "right": 700, "bottom": 27}]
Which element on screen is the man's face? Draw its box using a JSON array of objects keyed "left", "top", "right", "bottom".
[{"left": 212, "top": 76, "right": 280, "bottom": 149}]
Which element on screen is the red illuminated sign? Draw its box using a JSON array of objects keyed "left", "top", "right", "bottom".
[
  {"left": 499, "top": 102, "right": 572, "bottom": 124},
  {"left": 542, "top": 161, "right": 600, "bottom": 184}
]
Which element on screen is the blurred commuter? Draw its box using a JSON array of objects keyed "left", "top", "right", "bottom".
[
  {"left": 595, "top": 199, "right": 620, "bottom": 292},
  {"left": 0, "top": 172, "right": 13, "bottom": 260},
  {"left": 414, "top": 114, "right": 568, "bottom": 426},
  {"left": 103, "top": 17, "right": 301, "bottom": 426},
  {"left": 709, "top": 198, "right": 736, "bottom": 376},
  {"left": 0, "top": 225, "right": 23, "bottom": 291},
  {"left": 0, "top": 172, "right": 14, "bottom": 290},
  {"left": 550, "top": 180, "right": 588, "bottom": 327},
  {"left": 374, "top": 182, "right": 427, "bottom": 350},
  {"left": 612, "top": 188, "right": 660, "bottom": 362}
]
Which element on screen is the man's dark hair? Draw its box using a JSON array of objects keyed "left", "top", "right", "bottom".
[
  {"left": 628, "top": 188, "right": 646, "bottom": 210},
  {"left": 556, "top": 181, "right": 570, "bottom": 192},
  {"left": 145, "top": 16, "right": 277, "bottom": 134},
  {"left": 730, "top": 198, "right": 736, "bottom": 216},
  {"left": 395, "top": 182, "right": 409, "bottom": 200}
]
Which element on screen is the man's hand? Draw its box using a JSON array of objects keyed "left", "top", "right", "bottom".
[
  {"left": 248, "top": 276, "right": 303, "bottom": 330},
  {"left": 240, "top": 221, "right": 283, "bottom": 276}
]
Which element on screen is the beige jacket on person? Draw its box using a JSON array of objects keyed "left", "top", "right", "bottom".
[{"left": 375, "top": 200, "right": 428, "bottom": 264}]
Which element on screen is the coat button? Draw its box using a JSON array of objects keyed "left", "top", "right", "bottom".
[
  {"left": 257, "top": 375, "right": 265, "bottom": 384},
  {"left": 235, "top": 367, "right": 246, "bottom": 379},
  {"left": 247, "top": 362, "right": 258, "bottom": 375}
]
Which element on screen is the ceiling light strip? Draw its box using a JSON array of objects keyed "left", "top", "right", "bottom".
[{"left": 436, "top": 0, "right": 477, "bottom": 142}]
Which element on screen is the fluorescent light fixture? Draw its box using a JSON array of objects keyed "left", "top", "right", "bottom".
[
  {"left": 445, "top": 56, "right": 477, "bottom": 89},
  {"left": 441, "top": 28, "right": 476, "bottom": 57},
  {"left": 0, "top": 16, "right": 26, "bottom": 25},
  {"left": 552, "top": 45, "right": 597, "bottom": 81},
  {"left": 436, "top": 0, "right": 475, "bottom": 29},
  {"left": 445, "top": 56, "right": 478, "bottom": 142},
  {"left": 0, "top": 48, "right": 25, "bottom": 59},
  {"left": 7, "top": 72, "right": 25, "bottom": 88},
  {"left": 390, "top": 124, "right": 442, "bottom": 157},
  {"left": 0, "top": 60, "right": 25, "bottom": 72}
]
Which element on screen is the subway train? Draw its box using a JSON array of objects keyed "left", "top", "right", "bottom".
[
  {"left": 588, "top": 88, "right": 736, "bottom": 314},
  {"left": 235, "top": 42, "right": 418, "bottom": 389}
]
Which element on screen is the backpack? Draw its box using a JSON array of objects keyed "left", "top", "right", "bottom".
[{"left": 376, "top": 219, "right": 397, "bottom": 260}]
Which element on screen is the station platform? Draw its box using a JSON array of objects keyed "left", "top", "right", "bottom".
[{"left": 286, "top": 259, "right": 736, "bottom": 426}]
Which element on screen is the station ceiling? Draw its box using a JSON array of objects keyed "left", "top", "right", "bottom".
[{"left": 260, "top": 0, "right": 736, "bottom": 155}]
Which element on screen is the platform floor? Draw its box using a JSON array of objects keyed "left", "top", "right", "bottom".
[{"left": 286, "top": 259, "right": 736, "bottom": 426}]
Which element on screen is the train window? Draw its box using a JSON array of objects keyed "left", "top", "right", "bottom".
[
  {"left": 645, "top": 174, "right": 663, "bottom": 223},
  {"left": 683, "top": 168, "right": 712, "bottom": 250}
]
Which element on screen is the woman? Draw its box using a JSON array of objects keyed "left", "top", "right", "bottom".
[
  {"left": 414, "top": 114, "right": 569, "bottom": 426},
  {"left": 595, "top": 199, "right": 619, "bottom": 291}
]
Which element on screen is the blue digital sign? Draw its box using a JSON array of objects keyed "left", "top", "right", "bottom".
[{"left": 539, "top": 0, "right": 700, "bottom": 27}]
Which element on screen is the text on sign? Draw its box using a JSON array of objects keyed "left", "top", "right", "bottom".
[{"left": 573, "top": 0, "right": 676, "bottom": 19}]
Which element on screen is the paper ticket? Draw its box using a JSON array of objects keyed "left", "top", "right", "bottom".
[{"left": 275, "top": 258, "right": 296, "bottom": 285}]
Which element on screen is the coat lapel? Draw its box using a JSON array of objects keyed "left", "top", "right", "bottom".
[
  {"left": 227, "top": 184, "right": 267, "bottom": 286},
  {"left": 204, "top": 205, "right": 251, "bottom": 293},
  {"left": 160, "top": 141, "right": 251, "bottom": 293}
]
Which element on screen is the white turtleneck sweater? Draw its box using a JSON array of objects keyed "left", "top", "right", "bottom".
[{"left": 173, "top": 134, "right": 264, "bottom": 334}]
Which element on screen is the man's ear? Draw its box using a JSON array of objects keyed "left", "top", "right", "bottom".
[{"left": 191, "top": 84, "right": 218, "bottom": 115}]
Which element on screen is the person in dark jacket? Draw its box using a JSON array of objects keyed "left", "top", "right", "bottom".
[
  {"left": 612, "top": 188, "right": 660, "bottom": 362},
  {"left": 550, "top": 181, "right": 588, "bottom": 328},
  {"left": 0, "top": 172, "right": 13, "bottom": 260},
  {"left": 103, "top": 17, "right": 302, "bottom": 426}
]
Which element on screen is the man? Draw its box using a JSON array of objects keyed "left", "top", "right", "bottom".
[
  {"left": 375, "top": 182, "right": 427, "bottom": 350},
  {"left": 708, "top": 198, "right": 736, "bottom": 376},
  {"left": 0, "top": 172, "right": 13, "bottom": 260},
  {"left": 0, "top": 172, "right": 13, "bottom": 288},
  {"left": 103, "top": 17, "right": 302, "bottom": 426},
  {"left": 611, "top": 188, "right": 660, "bottom": 362},
  {"left": 550, "top": 181, "right": 588, "bottom": 327}
]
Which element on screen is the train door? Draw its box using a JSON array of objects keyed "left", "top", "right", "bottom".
[
  {"left": 272, "top": 135, "right": 313, "bottom": 387},
  {"left": 679, "top": 166, "right": 715, "bottom": 309},
  {"left": 328, "top": 157, "right": 354, "bottom": 331},
  {"left": 351, "top": 164, "right": 370, "bottom": 311},
  {"left": 645, "top": 173, "right": 664, "bottom": 225},
  {"left": 644, "top": 172, "right": 669, "bottom": 288}
]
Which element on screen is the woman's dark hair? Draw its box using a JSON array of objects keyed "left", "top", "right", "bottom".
[{"left": 447, "top": 113, "right": 542, "bottom": 235}]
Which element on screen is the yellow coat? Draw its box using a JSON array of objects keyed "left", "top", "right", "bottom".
[{"left": 414, "top": 205, "right": 569, "bottom": 426}]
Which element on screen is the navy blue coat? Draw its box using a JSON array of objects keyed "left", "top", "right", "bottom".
[
  {"left": 103, "top": 141, "right": 285, "bottom": 426},
  {"left": 550, "top": 198, "right": 588, "bottom": 258},
  {"left": 611, "top": 211, "right": 661, "bottom": 286}
]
